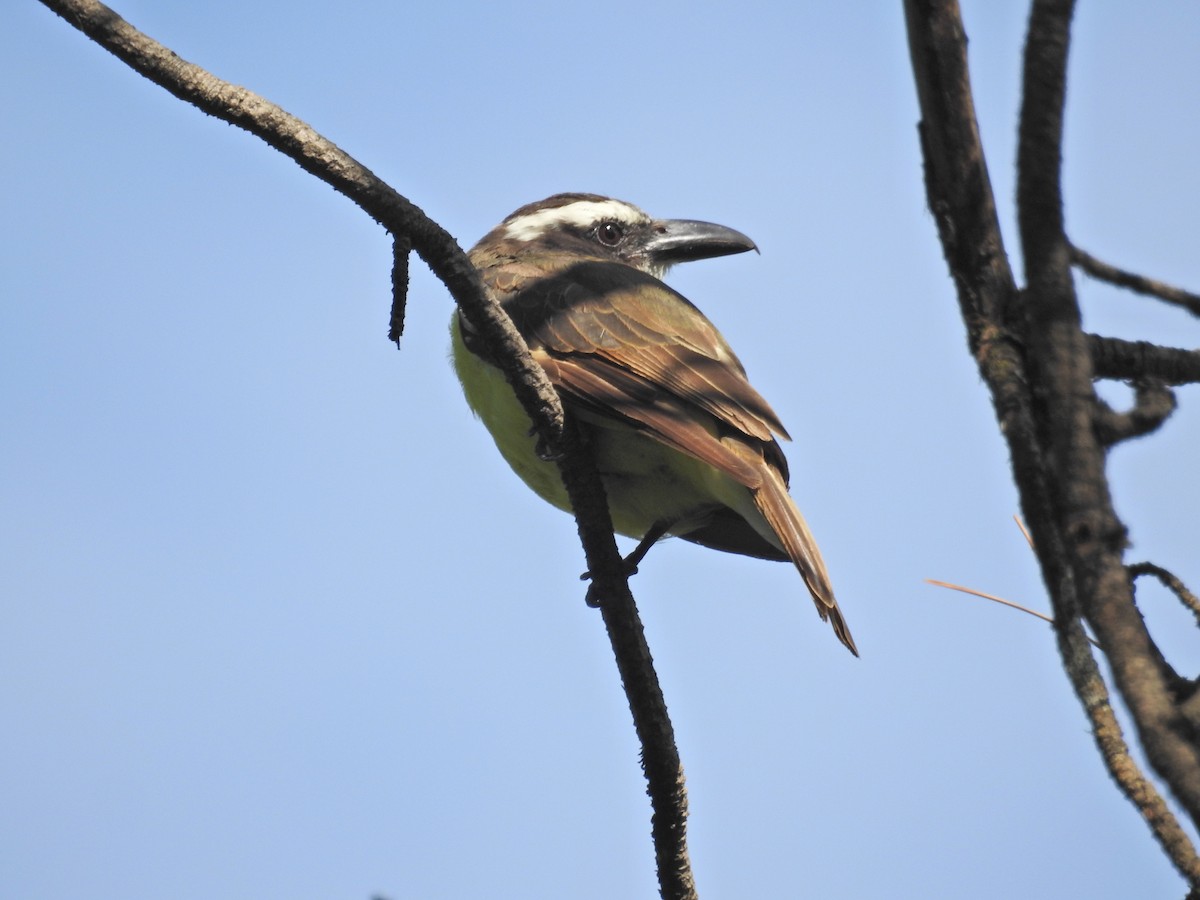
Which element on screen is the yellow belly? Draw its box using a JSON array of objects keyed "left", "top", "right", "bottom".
[{"left": 450, "top": 315, "right": 759, "bottom": 541}]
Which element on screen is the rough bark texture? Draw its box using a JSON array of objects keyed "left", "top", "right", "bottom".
[
  {"left": 905, "top": 0, "right": 1200, "bottom": 889},
  {"left": 37, "top": 1, "right": 695, "bottom": 896}
]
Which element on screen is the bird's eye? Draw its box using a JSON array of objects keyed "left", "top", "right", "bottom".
[{"left": 595, "top": 222, "right": 624, "bottom": 246}]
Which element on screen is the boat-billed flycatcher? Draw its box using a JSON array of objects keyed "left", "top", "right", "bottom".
[{"left": 451, "top": 193, "right": 856, "bottom": 655}]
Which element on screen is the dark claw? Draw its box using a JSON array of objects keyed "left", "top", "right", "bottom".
[
  {"left": 532, "top": 430, "right": 564, "bottom": 462},
  {"left": 579, "top": 563, "right": 639, "bottom": 582}
]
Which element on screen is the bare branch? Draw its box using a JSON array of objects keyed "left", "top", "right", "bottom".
[
  {"left": 1072, "top": 244, "right": 1200, "bottom": 318},
  {"left": 1056, "top": 604, "right": 1200, "bottom": 886},
  {"left": 570, "top": 435, "right": 694, "bottom": 897},
  {"left": 1093, "top": 380, "right": 1177, "bottom": 447},
  {"left": 37, "top": 1, "right": 695, "bottom": 894},
  {"left": 906, "top": 0, "right": 1200, "bottom": 884},
  {"left": 1129, "top": 563, "right": 1200, "bottom": 629},
  {"left": 38, "top": 0, "right": 565, "bottom": 451},
  {"left": 1014, "top": 0, "right": 1200, "bottom": 876},
  {"left": 903, "top": 0, "right": 1019, "bottom": 342},
  {"left": 1088, "top": 334, "right": 1200, "bottom": 386}
]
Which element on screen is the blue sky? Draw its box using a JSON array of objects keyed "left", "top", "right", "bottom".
[{"left": 4, "top": 3, "right": 1200, "bottom": 898}]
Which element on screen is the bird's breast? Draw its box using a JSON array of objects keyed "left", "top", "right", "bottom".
[{"left": 450, "top": 312, "right": 757, "bottom": 540}]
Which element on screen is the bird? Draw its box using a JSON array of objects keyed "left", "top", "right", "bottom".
[{"left": 451, "top": 193, "right": 856, "bottom": 655}]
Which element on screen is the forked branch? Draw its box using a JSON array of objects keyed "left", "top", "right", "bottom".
[{"left": 905, "top": 0, "right": 1200, "bottom": 887}]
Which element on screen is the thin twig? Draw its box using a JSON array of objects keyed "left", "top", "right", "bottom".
[
  {"left": 1013, "top": 515, "right": 1034, "bottom": 550},
  {"left": 40, "top": 0, "right": 564, "bottom": 451},
  {"left": 1092, "top": 380, "right": 1176, "bottom": 447},
  {"left": 1129, "top": 563, "right": 1200, "bottom": 628},
  {"left": 927, "top": 515, "right": 1102, "bottom": 647},
  {"left": 925, "top": 578, "right": 1102, "bottom": 647},
  {"left": 1072, "top": 244, "right": 1200, "bottom": 318}
]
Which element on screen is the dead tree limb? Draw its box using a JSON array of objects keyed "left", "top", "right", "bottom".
[
  {"left": 36, "top": 1, "right": 694, "bottom": 895},
  {"left": 904, "top": 0, "right": 1200, "bottom": 887}
]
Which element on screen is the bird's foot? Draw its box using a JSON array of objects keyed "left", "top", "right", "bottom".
[{"left": 578, "top": 519, "right": 674, "bottom": 606}]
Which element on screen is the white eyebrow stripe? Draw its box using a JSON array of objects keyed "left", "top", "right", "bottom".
[{"left": 502, "top": 200, "right": 648, "bottom": 241}]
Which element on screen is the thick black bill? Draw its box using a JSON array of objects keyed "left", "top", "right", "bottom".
[{"left": 643, "top": 218, "right": 759, "bottom": 265}]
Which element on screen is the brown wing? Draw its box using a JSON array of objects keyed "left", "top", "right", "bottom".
[
  {"left": 535, "top": 351, "right": 765, "bottom": 489},
  {"left": 499, "top": 260, "right": 791, "bottom": 480},
  {"left": 486, "top": 258, "right": 857, "bottom": 654}
]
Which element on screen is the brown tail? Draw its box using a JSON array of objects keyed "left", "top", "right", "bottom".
[{"left": 753, "top": 468, "right": 858, "bottom": 656}]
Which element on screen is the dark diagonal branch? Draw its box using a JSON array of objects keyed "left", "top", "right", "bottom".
[
  {"left": 37, "top": 1, "right": 693, "bottom": 895},
  {"left": 39, "top": 0, "right": 563, "bottom": 452},
  {"left": 1072, "top": 244, "right": 1200, "bottom": 318},
  {"left": 905, "top": 0, "right": 1200, "bottom": 887}
]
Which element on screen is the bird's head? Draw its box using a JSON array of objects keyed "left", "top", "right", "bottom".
[{"left": 474, "top": 193, "right": 758, "bottom": 279}]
